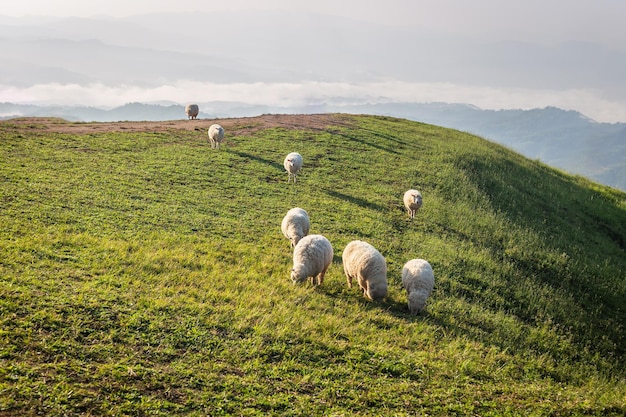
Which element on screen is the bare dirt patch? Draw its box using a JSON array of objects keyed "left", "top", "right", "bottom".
[{"left": 1, "top": 113, "right": 356, "bottom": 136}]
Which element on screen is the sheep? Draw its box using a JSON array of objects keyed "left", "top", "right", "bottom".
[
  {"left": 403, "top": 189, "right": 423, "bottom": 219},
  {"left": 342, "top": 240, "right": 388, "bottom": 301},
  {"left": 291, "top": 234, "right": 333, "bottom": 286},
  {"left": 402, "top": 259, "right": 434, "bottom": 315},
  {"left": 283, "top": 152, "right": 303, "bottom": 183},
  {"left": 208, "top": 124, "right": 225, "bottom": 149},
  {"left": 281, "top": 207, "right": 310, "bottom": 248},
  {"left": 185, "top": 104, "right": 199, "bottom": 120}
]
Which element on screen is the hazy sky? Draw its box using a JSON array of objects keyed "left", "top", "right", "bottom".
[
  {"left": 2, "top": 0, "right": 626, "bottom": 122},
  {"left": 4, "top": 0, "right": 625, "bottom": 46}
]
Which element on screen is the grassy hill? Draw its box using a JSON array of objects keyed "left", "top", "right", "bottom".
[{"left": 0, "top": 114, "right": 624, "bottom": 416}]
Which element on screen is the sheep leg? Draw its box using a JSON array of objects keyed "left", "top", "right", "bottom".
[
  {"left": 317, "top": 269, "right": 327, "bottom": 286},
  {"left": 360, "top": 279, "right": 368, "bottom": 296},
  {"left": 343, "top": 265, "right": 352, "bottom": 287}
]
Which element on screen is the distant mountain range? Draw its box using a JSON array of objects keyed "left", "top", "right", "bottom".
[
  {"left": 338, "top": 103, "right": 626, "bottom": 191},
  {"left": 1, "top": 11, "right": 625, "bottom": 191},
  {"left": 2, "top": 101, "right": 624, "bottom": 192},
  {"left": 1, "top": 11, "right": 625, "bottom": 95}
]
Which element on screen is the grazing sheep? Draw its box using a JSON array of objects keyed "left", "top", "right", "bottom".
[
  {"left": 185, "top": 104, "right": 199, "bottom": 120},
  {"left": 291, "top": 234, "right": 333, "bottom": 286},
  {"left": 284, "top": 152, "right": 303, "bottom": 183},
  {"left": 342, "top": 240, "right": 388, "bottom": 301},
  {"left": 403, "top": 189, "right": 423, "bottom": 219},
  {"left": 281, "top": 207, "right": 311, "bottom": 248},
  {"left": 402, "top": 259, "right": 434, "bottom": 315},
  {"left": 208, "top": 124, "right": 225, "bottom": 149}
]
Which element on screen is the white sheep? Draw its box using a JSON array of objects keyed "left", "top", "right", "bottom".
[
  {"left": 281, "top": 207, "right": 311, "bottom": 248},
  {"left": 283, "top": 152, "right": 303, "bottom": 183},
  {"left": 291, "top": 234, "right": 333, "bottom": 286},
  {"left": 402, "top": 259, "right": 434, "bottom": 314},
  {"left": 185, "top": 104, "right": 199, "bottom": 120},
  {"left": 403, "top": 189, "right": 423, "bottom": 219},
  {"left": 208, "top": 124, "right": 225, "bottom": 149},
  {"left": 342, "top": 240, "right": 388, "bottom": 301}
]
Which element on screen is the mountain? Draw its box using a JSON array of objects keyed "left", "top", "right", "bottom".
[
  {"left": 1, "top": 12, "right": 626, "bottom": 90},
  {"left": 1, "top": 114, "right": 624, "bottom": 415},
  {"left": 334, "top": 103, "right": 626, "bottom": 192},
  {"left": 1, "top": 11, "right": 625, "bottom": 191},
  {"left": 2, "top": 101, "right": 624, "bottom": 192}
]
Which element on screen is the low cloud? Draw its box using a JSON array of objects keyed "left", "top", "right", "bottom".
[{"left": 2, "top": 80, "right": 626, "bottom": 123}]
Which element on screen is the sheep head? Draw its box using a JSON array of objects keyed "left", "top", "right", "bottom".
[
  {"left": 290, "top": 264, "right": 306, "bottom": 284},
  {"left": 407, "top": 290, "right": 429, "bottom": 314}
]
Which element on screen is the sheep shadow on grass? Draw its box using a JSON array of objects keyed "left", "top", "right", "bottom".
[
  {"left": 313, "top": 274, "right": 420, "bottom": 321},
  {"left": 323, "top": 188, "right": 387, "bottom": 213},
  {"left": 229, "top": 150, "right": 284, "bottom": 171},
  {"left": 359, "top": 294, "right": 420, "bottom": 320}
]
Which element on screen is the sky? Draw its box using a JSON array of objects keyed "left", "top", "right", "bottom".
[
  {"left": 2, "top": 0, "right": 626, "bottom": 122},
  {"left": 4, "top": 0, "right": 625, "bottom": 45}
]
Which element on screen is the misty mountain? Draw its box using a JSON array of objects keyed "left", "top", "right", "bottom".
[
  {"left": 1, "top": 11, "right": 626, "bottom": 91},
  {"left": 2, "top": 101, "right": 624, "bottom": 192},
  {"left": 0, "top": 37, "right": 266, "bottom": 86},
  {"left": 337, "top": 103, "right": 626, "bottom": 192},
  {"left": 1, "top": 11, "right": 625, "bottom": 191},
  {"left": 0, "top": 102, "right": 197, "bottom": 122}
]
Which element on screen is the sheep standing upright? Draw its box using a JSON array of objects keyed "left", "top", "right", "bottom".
[
  {"left": 281, "top": 207, "right": 311, "bottom": 248},
  {"left": 208, "top": 124, "right": 225, "bottom": 149},
  {"left": 342, "top": 240, "right": 388, "bottom": 301},
  {"left": 403, "top": 189, "right": 423, "bottom": 219},
  {"left": 283, "top": 152, "right": 303, "bottom": 183},
  {"left": 185, "top": 104, "right": 199, "bottom": 120},
  {"left": 291, "top": 234, "right": 333, "bottom": 286},
  {"left": 402, "top": 259, "right": 434, "bottom": 314}
]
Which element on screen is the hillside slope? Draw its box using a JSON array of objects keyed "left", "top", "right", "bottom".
[
  {"left": 340, "top": 103, "right": 626, "bottom": 192},
  {"left": 0, "top": 114, "right": 624, "bottom": 416},
  {"left": 3, "top": 102, "right": 625, "bottom": 193}
]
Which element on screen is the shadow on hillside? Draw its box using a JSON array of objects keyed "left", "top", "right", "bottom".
[
  {"left": 445, "top": 151, "right": 626, "bottom": 372},
  {"left": 373, "top": 298, "right": 418, "bottom": 319},
  {"left": 229, "top": 150, "right": 284, "bottom": 171},
  {"left": 315, "top": 281, "right": 418, "bottom": 319},
  {"left": 358, "top": 126, "right": 426, "bottom": 151},
  {"left": 332, "top": 131, "right": 400, "bottom": 154},
  {"left": 323, "top": 188, "right": 387, "bottom": 213}
]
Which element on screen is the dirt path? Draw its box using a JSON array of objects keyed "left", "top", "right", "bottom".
[{"left": 1, "top": 113, "right": 355, "bottom": 136}]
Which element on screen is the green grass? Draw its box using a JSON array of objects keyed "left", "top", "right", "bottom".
[{"left": 0, "top": 114, "right": 624, "bottom": 416}]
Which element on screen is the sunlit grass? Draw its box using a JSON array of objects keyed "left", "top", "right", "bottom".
[{"left": 0, "top": 115, "right": 624, "bottom": 415}]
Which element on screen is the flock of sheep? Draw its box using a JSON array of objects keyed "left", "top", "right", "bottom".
[
  {"left": 186, "top": 104, "right": 435, "bottom": 315},
  {"left": 282, "top": 192, "right": 433, "bottom": 315}
]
